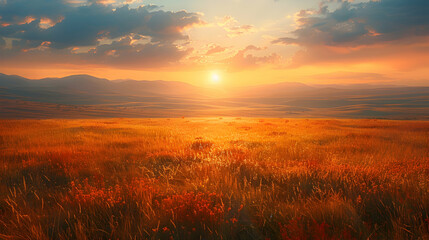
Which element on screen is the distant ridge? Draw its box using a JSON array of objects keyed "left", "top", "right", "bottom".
[
  {"left": 0, "top": 73, "right": 206, "bottom": 100},
  {"left": 0, "top": 73, "right": 428, "bottom": 119}
]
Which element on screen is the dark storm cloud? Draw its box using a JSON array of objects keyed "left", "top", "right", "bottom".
[
  {"left": 0, "top": 2, "right": 203, "bottom": 48},
  {"left": 0, "top": 0, "right": 68, "bottom": 23},
  {"left": 0, "top": 38, "right": 192, "bottom": 69},
  {"left": 274, "top": 0, "right": 429, "bottom": 47},
  {"left": 0, "top": 0, "right": 203, "bottom": 68},
  {"left": 83, "top": 36, "right": 192, "bottom": 67}
]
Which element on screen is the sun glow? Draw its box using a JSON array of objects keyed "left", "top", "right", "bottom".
[{"left": 211, "top": 73, "right": 220, "bottom": 83}]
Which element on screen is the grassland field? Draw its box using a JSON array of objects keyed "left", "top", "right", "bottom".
[{"left": 0, "top": 118, "right": 428, "bottom": 239}]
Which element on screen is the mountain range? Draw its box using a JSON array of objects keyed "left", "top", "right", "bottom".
[{"left": 0, "top": 73, "right": 428, "bottom": 119}]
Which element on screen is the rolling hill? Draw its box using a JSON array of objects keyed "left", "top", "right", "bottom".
[{"left": 0, "top": 73, "right": 428, "bottom": 119}]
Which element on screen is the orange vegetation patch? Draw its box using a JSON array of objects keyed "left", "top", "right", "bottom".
[
  {"left": 0, "top": 118, "right": 428, "bottom": 239},
  {"left": 155, "top": 192, "right": 225, "bottom": 224}
]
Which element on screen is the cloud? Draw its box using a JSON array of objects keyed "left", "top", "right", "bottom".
[
  {"left": 205, "top": 44, "right": 226, "bottom": 55},
  {"left": 225, "top": 45, "right": 281, "bottom": 71},
  {"left": 0, "top": 36, "right": 191, "bottom": 69},
  {"left": 283, "top": 40, "right": 429, "bottom": 71},
  {"left": 275, "top": 0, "right": 429, "bottom": 47},
  {"left": 83, "top": 36, "right": 191, "bottom": 68},
  {"left": 217, "top": 16, "right": 255, "bottom": 37},
  {"left": 0, "top": 0, "right": 68, "bottom": 23},
  {"left": 87, "top": 0, "right": 141, "bottom": 5},
  {"left": 88, "top": 0, "right": 116, "bottom": 4},
  {"left": 0, "top": 0, "right": 204, "bottom": 68},
  {"left": 0, "top": 3, "right": 204, "bottom": 49},
  {"left": 273, "top": 0, "right": 429, "bottom": 69}
]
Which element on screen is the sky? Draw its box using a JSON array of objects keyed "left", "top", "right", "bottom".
[{"left": 0, "top": 0, "right": 428, "bottom": 87}]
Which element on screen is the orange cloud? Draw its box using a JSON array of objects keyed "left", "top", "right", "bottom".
[
  {"left": 217, "top": 16, "right": 256, "bottom": 37},
  {"left": 224, "top": 45, "right": 281, "bottom": 71},
  {"left": 285, "top": 39, "right": 429, "bottom": 71},
  {"left": 205, "top": 45, "right": 226, "bottom": 55}
]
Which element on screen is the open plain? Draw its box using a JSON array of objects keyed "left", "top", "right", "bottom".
[{"left": 0, "top": 118, "right": 428, "bottom": 239}]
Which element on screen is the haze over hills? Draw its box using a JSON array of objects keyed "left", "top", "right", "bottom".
[
  {"left": 0, "top": 73, "right": 207, "bottom": 100},
  {"left": 0, "top": 73, "right": 428, "bottom": 119}
]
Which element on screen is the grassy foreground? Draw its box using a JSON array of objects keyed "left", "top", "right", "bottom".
[{"left": 0, "top": 118, "right": 428, "bottom": 239}]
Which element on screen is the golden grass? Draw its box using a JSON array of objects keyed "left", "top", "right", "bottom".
[{"left": 0, "top": 118, "right": 428, "bottom": 239}]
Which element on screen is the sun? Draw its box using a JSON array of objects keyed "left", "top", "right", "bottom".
[{"left": 211, "top": 73, "right": 220, "bottom": 83}]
